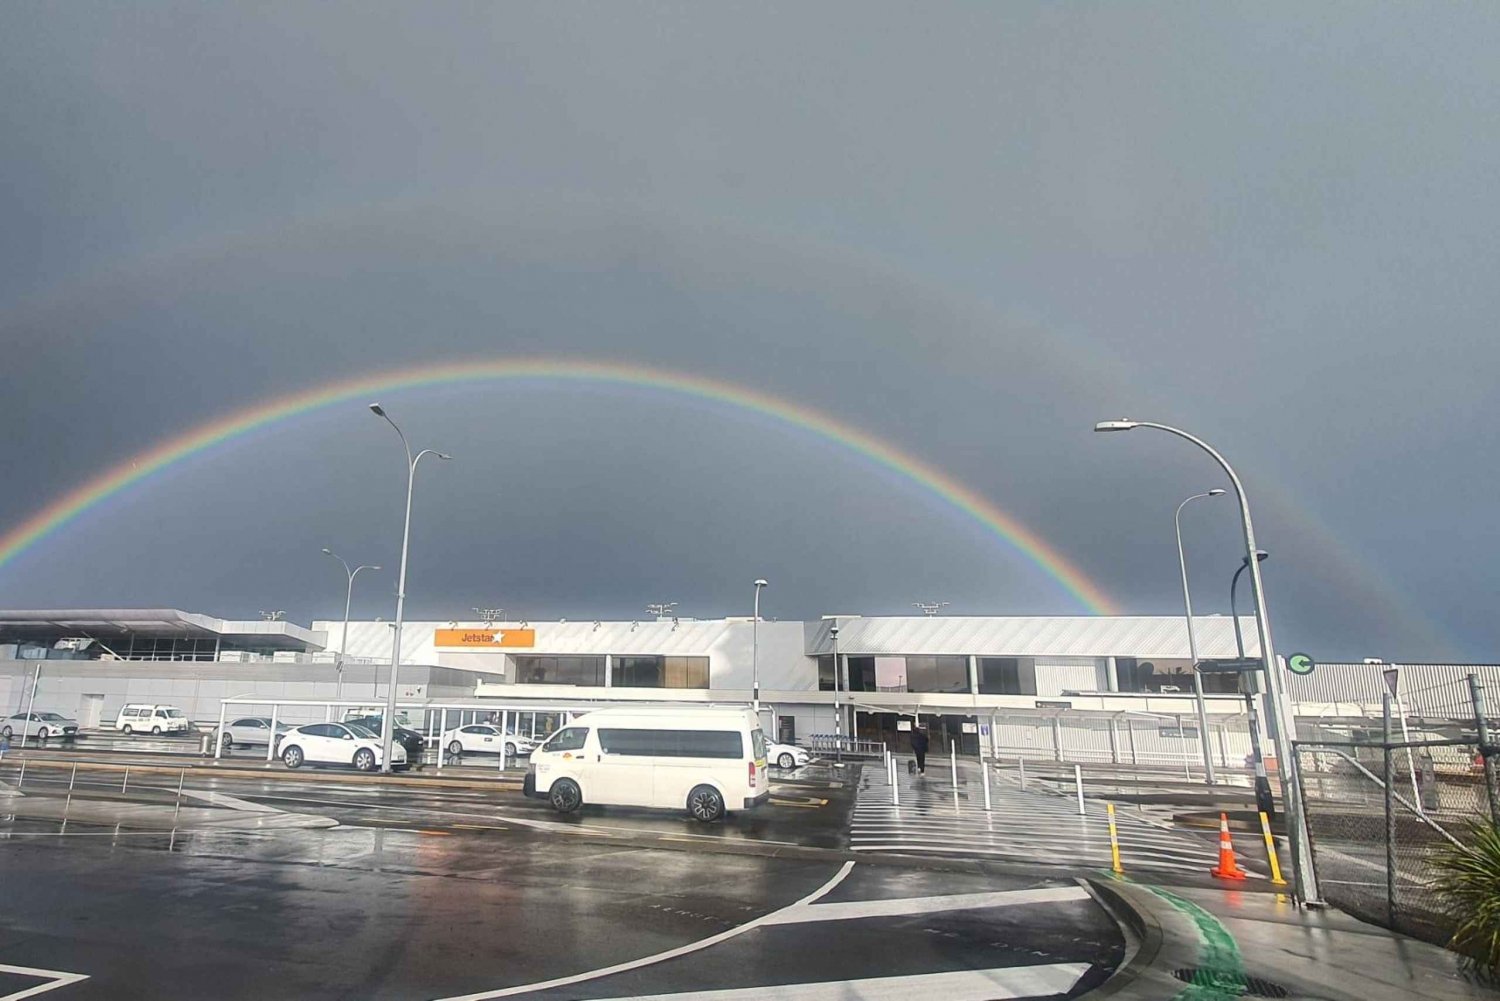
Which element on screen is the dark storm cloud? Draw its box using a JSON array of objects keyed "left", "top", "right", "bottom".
[{"left": 1, "top": 3, "right": 1497, "bottom": 659}]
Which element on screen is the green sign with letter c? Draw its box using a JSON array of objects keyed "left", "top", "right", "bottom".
[{"left": 1288, "top": 653, "right": 1315, "bottom": 676}]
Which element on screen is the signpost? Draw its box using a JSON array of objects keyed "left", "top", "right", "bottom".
[
  {"left": 1288, "top": 653, "right": 1316, "bottom": 676},
  {"left": 1196, "top": 657, "right": 1265, "bottom": 675}
]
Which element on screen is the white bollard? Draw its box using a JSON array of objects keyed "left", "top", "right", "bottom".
[
  {"left": 982, "top": 760, "right": 992, "bottom": 812},
  {"left": 950, "top": 742, "right": 957, "bottom": 788},
  {"left": 1018, "top": 756, "right": 1026, "bottom": 790},
  {"left": 890, "top": 755, "right": 899, "bottom": 806},
  {"left": 1074, "top": 763, "right": 1086, "bottom": 815}
]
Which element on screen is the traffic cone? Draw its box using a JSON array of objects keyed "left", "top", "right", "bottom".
[{"left": 1210, "top": 812, "right": 1247, "bottom": 880}]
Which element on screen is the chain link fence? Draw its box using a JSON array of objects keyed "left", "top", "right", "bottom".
[{"left": 1294, "top": 674, "right": 1500, "bottom": 945}]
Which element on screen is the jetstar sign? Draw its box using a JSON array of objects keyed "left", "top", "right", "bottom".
[{"left": 434, "top": 628, "right": 536, "bottom": 648}]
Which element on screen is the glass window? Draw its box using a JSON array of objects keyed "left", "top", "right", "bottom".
[
  {"left": 598, "top": 728, "right": 741, "bottom": 758},
  {"left": 751, "top": 729, "right": 767, "bottom": 760},
  {"left": 543, "top": 727, "right": 589, "bottom": 752},
  {"left": 344, "top": 724, "right": 377, "bottom": 739},
  {"left": 613, "top": 656, "right": 708, "bottom": 689},
  {"left": 905, "top": 656, "right": 970, "bottom": 693},
  {"left": 979, "top": 658, "right": 1036, "bottom": 695},
  {"left": 846, "top": 657, "right": 875, "bottom": 693},
  {"left": 817, "top": 655, "right": 835, "bottom": 691},
  {"left": 515, "top": 656, "right": 605, "bottom": 686}
]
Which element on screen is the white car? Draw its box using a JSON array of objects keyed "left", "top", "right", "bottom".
[
  {"left": 216, "top": 716, "right": 293, "bottom": 750},
  {"left": 442, "top": 724, "right": 536, "bottom": 758},
  {"left": 2, "top": 711, "right": 80, "bottom": 741},
  {"left": 278, "top": 722, "right": 408, "bottom": 772},
  {"left": 767, "top": 741, "right": 810, "bottom": 770}
]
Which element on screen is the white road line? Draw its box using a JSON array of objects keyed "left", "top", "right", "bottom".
[
  {"left": 761, "top": 885, "right": 1089, "bottom": 925},
  {"left": 568, "top": 963, "right": 1089, "bottom": 1000},
  {"left": 0, "top": 963, "right": 89, "bottom": 1001},
  {"left": 429, "top": 861, "right": 857, "bottom": 1001}
]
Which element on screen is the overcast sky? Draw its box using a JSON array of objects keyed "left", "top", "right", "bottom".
[{"left": 2, "top": 4, "right": 1497, "bottom": 660}]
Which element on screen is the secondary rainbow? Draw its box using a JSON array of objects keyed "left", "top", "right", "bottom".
[{"left": 0, "top": 358, "right": 1119, "bottom": 613}]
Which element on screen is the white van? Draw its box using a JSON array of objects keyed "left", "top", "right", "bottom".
[
  {"left": 524, "top": 706, "right": 769, "bottom": 822},
  {"left": 114, "top": 704, "right": 191, "bottom": 735}
]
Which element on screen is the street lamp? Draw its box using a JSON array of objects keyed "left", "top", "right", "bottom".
[
  {"left": 322, "top": 549, "right": 381, "bottom": 705},
  {"left": 1175, "top": 488, "right": 1225, "bottom": 784},
  {"left": 1095, "top": 418, "right": 1319, "bottom": 904},
  {"left": 752, "top": 579, "right": 768, "bottom": 713},
  {"left": 1233, "top": 550, "right": 1276, "bottom": 818},
  {"left": 370, "top": 403, "right": 451, "bottom": 773}
]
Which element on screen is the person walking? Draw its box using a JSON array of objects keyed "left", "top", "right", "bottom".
[{"left": 909, "top": 722, "right": 930, "bottom": 775}]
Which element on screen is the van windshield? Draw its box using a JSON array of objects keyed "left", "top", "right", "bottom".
[
  {"left": 164, "top": 709, "right": 186, "bottom": 718},
  {"left": 542, "top": 727, "right": 589, "bottom": 753}
]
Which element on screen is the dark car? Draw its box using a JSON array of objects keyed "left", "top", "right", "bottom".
[{"left": 345, "top": 716, "right": 426, "bottom": 765}]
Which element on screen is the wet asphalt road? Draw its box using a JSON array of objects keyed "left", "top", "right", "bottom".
[{"left": 0, "top": 751, "right": 1124, "bottom": 999}]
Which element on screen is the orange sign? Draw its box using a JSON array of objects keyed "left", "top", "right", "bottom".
[{"left": 434, "top": 628, "right": 536, "bottom": 648}]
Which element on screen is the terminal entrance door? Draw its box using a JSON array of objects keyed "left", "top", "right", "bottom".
[{"left": 79, "top": 694, "right": 104, "bottom": 729}]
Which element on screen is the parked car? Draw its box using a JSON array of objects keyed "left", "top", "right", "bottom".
[
  {"left": 215, "top": 716, "right": 292, "bottom": 750},
  {"left": 344, "top": 716, "right": 426, "bottom": 764},
  {"left": 441, "top": 724, "right": 536, "bottom": 758},
  {"left": 2, "top": 711, "right": 80, "bottom": 741},
  {"left": 114, "top": 704, "right": 192, "bottom": 735},
  {"left": 525, "top": 706, "right": 769, "bottom": 822},
  {"left": 278, "top": 722, "right": 408, "bottom": 772},
  {"left": 767, "top": 741, "right": 810, "bottom": 770}
]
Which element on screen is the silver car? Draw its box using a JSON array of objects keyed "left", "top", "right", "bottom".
[{"left": 216, "top": 716, "right": 292, "bottom": 750}]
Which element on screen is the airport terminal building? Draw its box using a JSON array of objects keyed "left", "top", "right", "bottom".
[{"left": 3, "top": 607, "right": 1492, "bottom": 764}]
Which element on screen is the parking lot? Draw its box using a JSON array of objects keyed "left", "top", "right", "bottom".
[{"left": 0, "top": 734, "right": 1126, "bottom": 1000}]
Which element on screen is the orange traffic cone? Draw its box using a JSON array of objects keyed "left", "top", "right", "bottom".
[{"left": 1210, "top": 812, "right": 1247, "bottom": 880}]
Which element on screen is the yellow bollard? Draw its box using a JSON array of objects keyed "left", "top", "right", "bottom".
[
  {"left": 1259, "top": 811, "right": 1288, "bottom": 886},
  {"left": 1106, "top": 803, "right": 1124, "bottom": 874}
]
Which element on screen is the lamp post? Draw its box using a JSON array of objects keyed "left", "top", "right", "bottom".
[
  {"left": 1096, "top": 419, "right": 1319, "bottom": 904},
  {"left": 830, "top": 622, "right": 842, "bottom": 765},
  {"left": 752, "top": 579, "right": 768, "bottom": 714},
  {"left": 1175, "top": 488, "right": 1225, "bottom": 784},
  {"left": 322, "top": 549, "right": 381, "bottom": 704},
  {"left": 370, "top": 403, "right": 451, "bottom": 773},
  {"left": 1232, "top": 550, "right": 1276, "bottom": 818}
]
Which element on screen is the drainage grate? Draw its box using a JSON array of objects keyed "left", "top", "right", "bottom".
[{"left": 1171, "top": 968, "right": 1290, "bottom": 998}]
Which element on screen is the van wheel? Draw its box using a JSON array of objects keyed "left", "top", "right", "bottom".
[
  {"left": 354, "top": 748, "right": 377, "bottom": 772},
  {"left": 447, "top": 740, "right": 464, "bottom": 756},
  {"left": 688, "top": 785, "right": 726, "bottom": 823},
  {"left": 549, "top": 779, "right": 582, "bottom": 814},
  {"left": 778, "top": 752, "right": 795, "bottom": 769},
  {"left": 122, "top": 725, "right": 133, "bottom": 735},
  {"left": 151, "top": 726, "right": 162, "bottom": 735},
  {"left": 282, "top": 746, "right": 304, "bottom": 769}
]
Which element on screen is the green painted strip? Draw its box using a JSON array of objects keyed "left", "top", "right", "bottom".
[{"left": 1144, "top": 885, "right": 1248, "bottom": 1001}]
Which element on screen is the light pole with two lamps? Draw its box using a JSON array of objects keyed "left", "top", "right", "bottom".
[
  {"left": 1175, "top": 488, "right": 1225, "bottom": 784},
  {"left": 1095, "top": 418, "right": 1319, "bottom": 904},
  {"left": 321, "top": 549, "right": 381, "bottom": 705},
  {"left": 370, "top": 403, "right": 451, "bottom": 774}
]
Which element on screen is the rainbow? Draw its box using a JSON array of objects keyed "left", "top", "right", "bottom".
[{"left": 0, "top": 358, "right": 1119, "bottom": 613}]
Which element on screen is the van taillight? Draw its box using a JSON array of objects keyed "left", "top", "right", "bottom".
[{"left": 748, "top": 760, "right": 756, "bottom": 787}]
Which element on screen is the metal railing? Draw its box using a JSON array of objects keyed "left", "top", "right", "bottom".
[{"left": 807, "top": 734, "right": 885, "bottom": 757}]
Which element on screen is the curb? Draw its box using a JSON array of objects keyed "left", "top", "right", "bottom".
[{"left": 1080, "top": 877, "right": 1167, "bottom": 1000}]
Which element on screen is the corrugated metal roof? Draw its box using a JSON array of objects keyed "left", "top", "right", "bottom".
[{"left": 803, "top": 615, "right": 1260, "bottom": 659}]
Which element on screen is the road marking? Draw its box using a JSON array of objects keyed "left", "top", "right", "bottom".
[
  {"left": 760, "top": 885, "right": 1089, "bottom": 925},
  {"left": 568, "top": 963, "right": 1089, "bottom": 1000},
  {"left": 430, "top": 861, "right": 856, "bottom": 1001},
  {"left": 0, "top": 963, "right": 89, "bottom": 1000}
]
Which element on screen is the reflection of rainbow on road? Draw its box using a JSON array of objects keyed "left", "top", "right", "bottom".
[{"left": 0, "top": 358, "right": 1118, "bottom": 614}]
